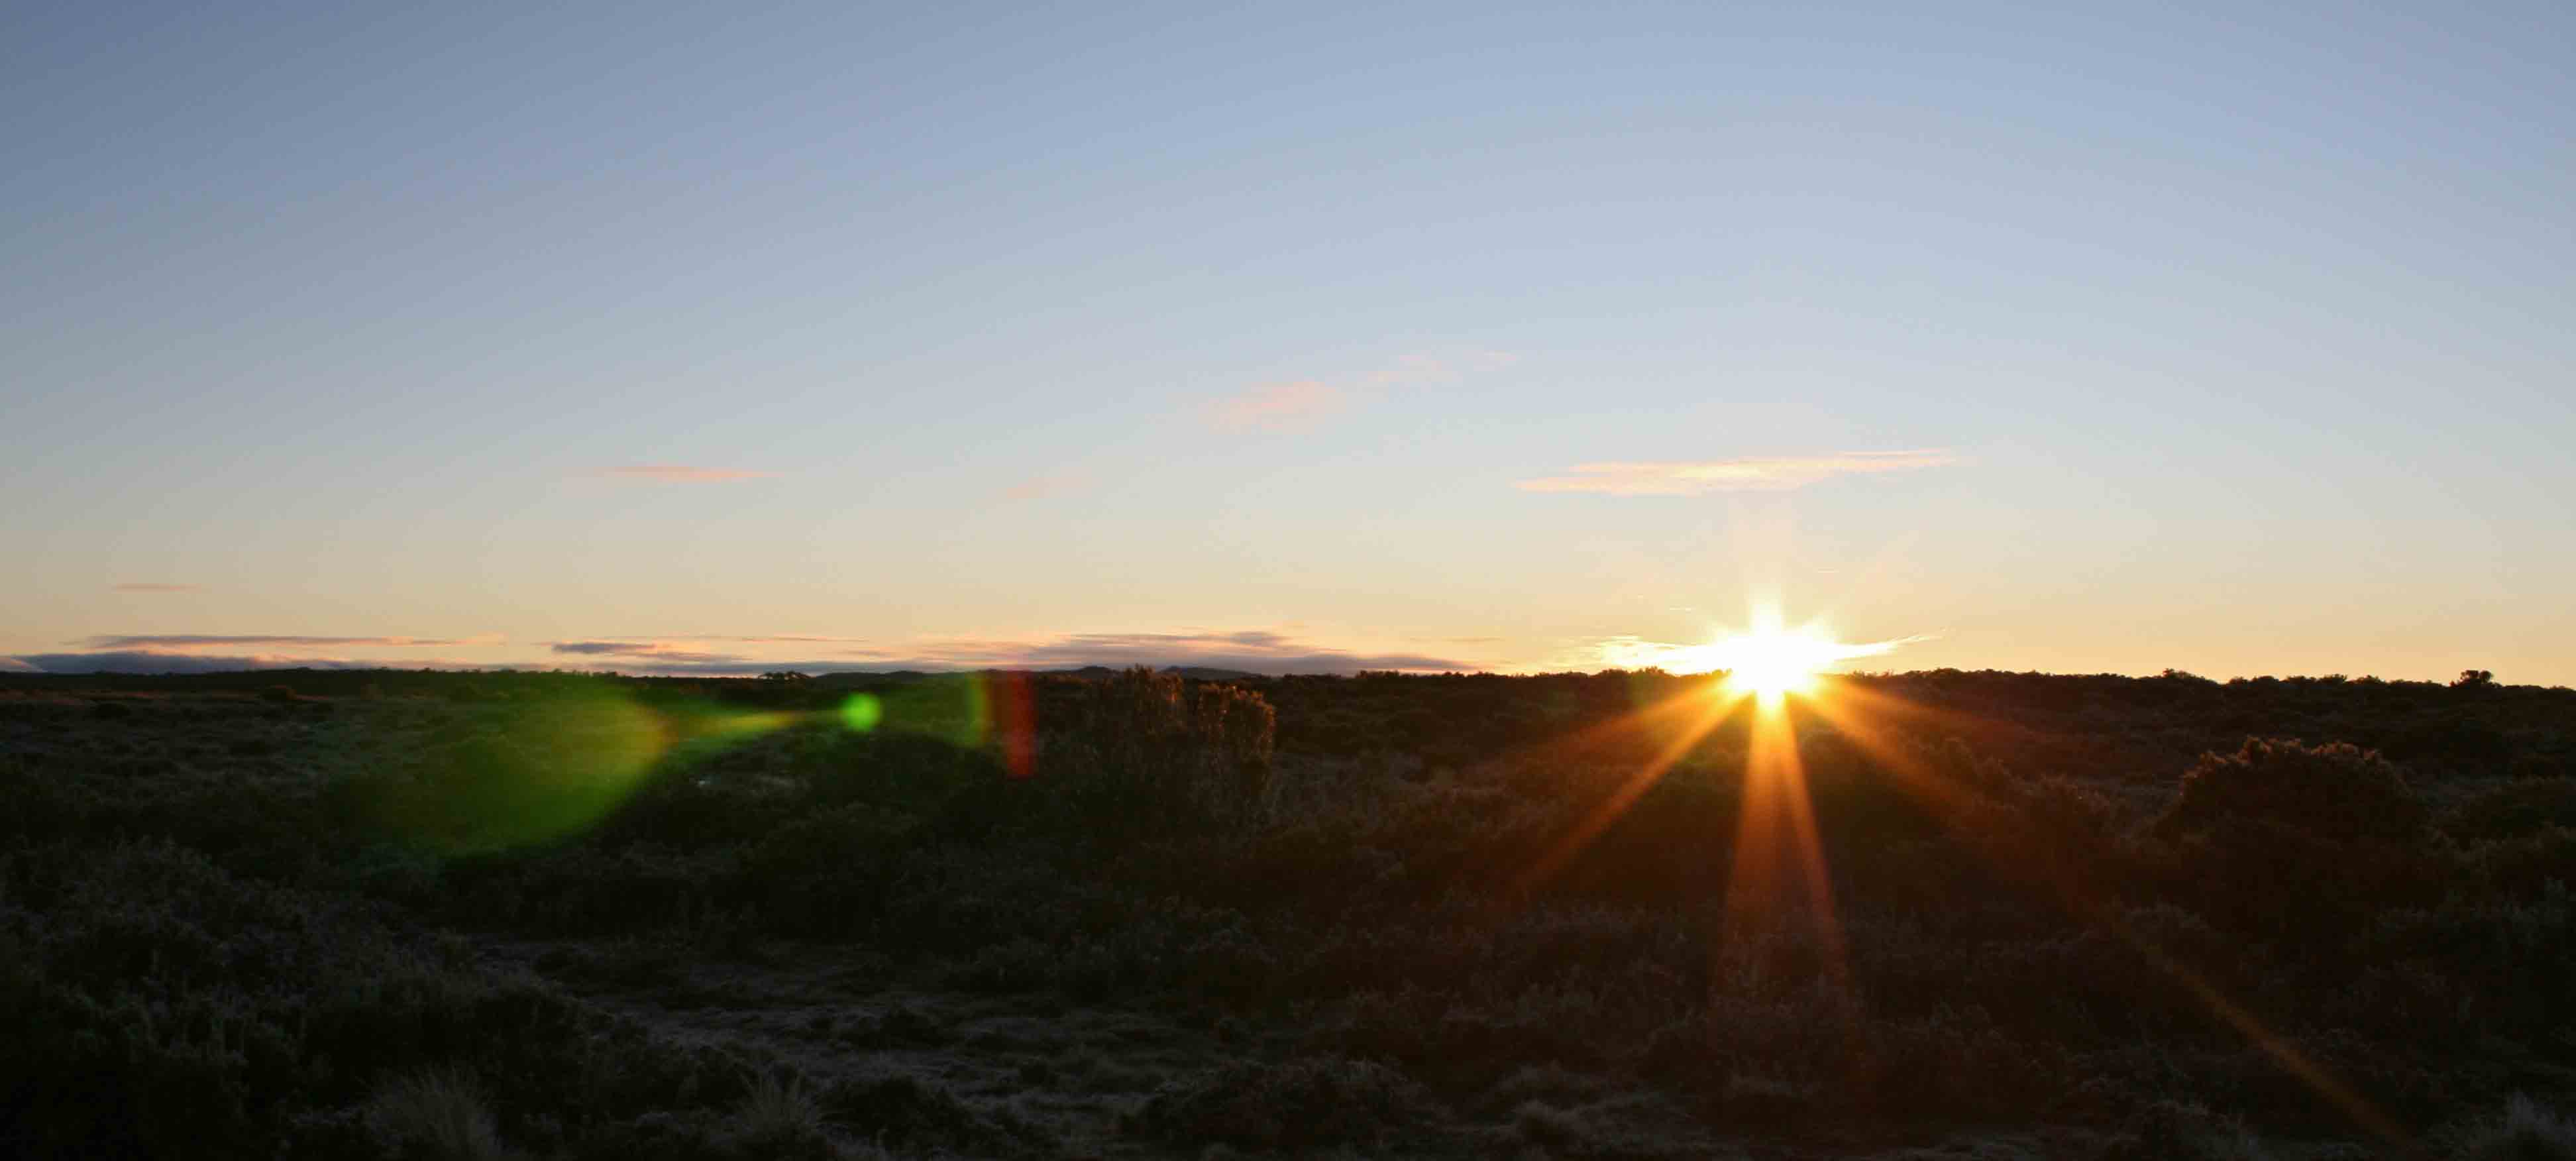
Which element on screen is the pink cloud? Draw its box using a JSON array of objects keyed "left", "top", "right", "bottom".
[
  {"left": 81, "top": 634, "right": 493, "bottom": 649},
  {"left": 9, "top": 651, "right": 508, "bottom": 675},
  {"left": 17, "top": 629, "right": 1489, "bottom": 677},
  {"left": 548, "top": 641, "right": 743, "bottom": 663},
  {"left": 1205, "top": 349, "right": 1518, "bottom": 433},
  {"left": 1206, "top": 380, "right": 1346, "bottom": 431},
  {"left": 998, "top": 471, "right": 1089, "bottom": 501}
]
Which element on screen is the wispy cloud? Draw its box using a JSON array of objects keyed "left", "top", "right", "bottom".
[
  {"left": 998, "top": 471, "right": 1089, "bottom": 502},
  {"left": 542, "top": 630, "right": 1476, "bottom": 677},
  {"left": 592, "top": 465, "right": 775, "bottom": 483},
  {"left": 1207, "top": 380, "right": 1346, "bottom": 432},
  {"left": 583, "top": 634, "right": 875, "bottom": 645},
  {"left": 1365, "top": 349, "right": 1518, "bottom": 387},
  {"left": 1517, "top": 450, "right": 1960, "bottom": 496},
  {"left": 548, "top": 641, "right": 744, "bottom": 664},
  {"left": 1205, "top": 349, "right": 1517, "bottom": 433},
  {"left": 7, "top": 651, "right": 494, "bottom": 675},
  {"left": 868, "top": 630, "right": 1473, "bottom": 675},
  {"left": 724, "top": 634, "right": 873, "bottom": 644},
  {"left": 13, "top": 631, "right": 1483, "bottom": 679},
  {"left": 80, "top": 634, "right": 490, "bottom": 650},
  {"left": 112, "top": 582, "right": 200, "bottom": 592}
]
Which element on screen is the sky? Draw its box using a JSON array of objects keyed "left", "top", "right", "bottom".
[{"left": 5, "top": 2, "right": 2572, "bottom": 684}]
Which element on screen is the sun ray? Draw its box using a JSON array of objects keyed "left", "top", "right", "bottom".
[
  {"left": 1514, "top": 683, "right": 1748, "bottom": 896},
  {"left": 1725, "top": 694, "right": 1851, "bottom": 984},
  {"left": 1798, "top": 680, "right": 2410, "bottom": 1149},
  {"left": 1545, "top": 604, "right": 2403, "bottom": 1147}
]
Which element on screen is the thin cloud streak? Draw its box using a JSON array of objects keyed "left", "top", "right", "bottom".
[
  {"left": 1518, "top": 450, "right": 1960, "bottom": 495},
  {"left": 892, "top": 630, "right": 1469, "bottom": 673},
  {"left": 112, "top": 582, "right": 201, "bottom": 592},
  {"left": 7, "top": 651, "right": 495, "bottom": 675},
  {"left": 1365, "top": 349, "right": 1518, "bottom": 387},
  {"left": 593, "top": 465, "right": 776, "bottom": 482},
  {"left": 1205, "top": 349, "right": 1518, "bottom": 433},
  {"left": 541, "top": 630, "right": 1479, "bottom": 676},
  {"left": 1207, "top": 380, "right": 1346, "bottom": 431},
  {"left": 549, "top": 641, "right": 745, "bottom": 664},
  {"left": 588, "top": 634, "right": 876, "bottom": 645},
  {"left": 998, "top": 471, "right": 1089, "bottom": 501},
  {"left": 81, "top": 634, "right": 491, "bottom": 649},
  {"left": 15, "top": 632, "right": 1483, "bottom": 678}
]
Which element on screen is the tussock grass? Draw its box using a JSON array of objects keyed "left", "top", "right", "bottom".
[
  {"left": 370, "top": 1066, "right": 504, "bottom": 1160},
  {"left": 735, "top": 1070, "right": 826, "bottom": 1146}
]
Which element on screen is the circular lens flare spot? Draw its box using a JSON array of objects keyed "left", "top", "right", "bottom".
[{"left": 839, "top": 692, "right": 884, "bottom": 733}]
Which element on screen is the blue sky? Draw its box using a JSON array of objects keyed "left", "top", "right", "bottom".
[{"left": 6, "top": 2, "right": 2571, "bottom": 682}]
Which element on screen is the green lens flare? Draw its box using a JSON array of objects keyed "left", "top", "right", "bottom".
[
  {"left": 874, "top": 675, "right": 991, "bottom": 748},
  {"left": 376, "top": 690, "right": 670, "bottom": 855},
  {"left": 358, "top": 675, "right": 1024, "bottom": 855}
]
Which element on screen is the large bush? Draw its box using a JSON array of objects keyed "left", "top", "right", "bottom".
[{"left": 2157, "top": 738, "right": 2426, "bottom": 842}]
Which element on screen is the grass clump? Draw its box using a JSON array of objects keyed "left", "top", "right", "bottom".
[
  {"left": 732, "top": 1071, "right": 828, "bottom": 1154},
  {"left": 370, "top": 1066, "right": 505, "bottom": 1160}
]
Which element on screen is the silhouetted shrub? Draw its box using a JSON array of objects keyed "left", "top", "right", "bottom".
[
  {"left": 2157, "top": 738, "right": 2426, "bottom": 842},
  {"left": 1046, "top": 668, "right": 1276, "bottom": 838},
  {"left": 2449, "top": 779, "right": 2576, "bottom": 842}
]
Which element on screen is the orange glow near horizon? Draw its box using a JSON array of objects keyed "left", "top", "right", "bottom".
[
  {"left": 1518, "top": 603, "right": 2406, "bottom": 1150},
  {"left": 1603, "top": 604, "right": 1924, "bottom": 702}
]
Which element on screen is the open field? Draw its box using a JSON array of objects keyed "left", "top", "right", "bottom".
[{"left": 4, "top": 667, "right": 2573, "bottom": 1158}]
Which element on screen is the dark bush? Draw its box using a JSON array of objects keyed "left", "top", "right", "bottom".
[
  {"left": 2157, "top": 738, "right": 2426, "bottom": 842},
  {"left": 1041, "top": 667, "right": 1277, "bottom": 839}
]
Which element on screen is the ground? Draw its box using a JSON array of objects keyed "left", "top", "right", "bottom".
[{"left": 3, "top": 669, "right": 2571, "bottom": 1158}]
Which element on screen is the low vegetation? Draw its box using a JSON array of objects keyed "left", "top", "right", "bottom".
[{"left": 2, "top": 664, "right": 2570, "bottom": 1157}]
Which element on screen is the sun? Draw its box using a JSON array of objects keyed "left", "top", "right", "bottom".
[
  {"left": 1690, "top": 604, "right": 1917, "bottom": 706},
  {"left": 1711, "top": 623, "right": 1837, "bottom": 702},
  {"left": 1591, "top": 603, "right": 1920, "bottom": 703}
]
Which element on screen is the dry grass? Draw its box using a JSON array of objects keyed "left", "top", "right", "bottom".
[
  {"left": 736, "top": 1069, "right": 827, "bottom": 1146},
  {"left": 370, "top": 1066, "right": 505, "bottom": 1160}
]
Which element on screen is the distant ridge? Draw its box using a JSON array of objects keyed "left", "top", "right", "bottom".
[{"left": 808, "top": 664, "right": 1266, "bottom": 686}]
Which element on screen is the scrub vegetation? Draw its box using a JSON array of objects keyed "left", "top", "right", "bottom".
[{"left": 2, "top": 665, "right": 2571, "bottom": 1158}]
